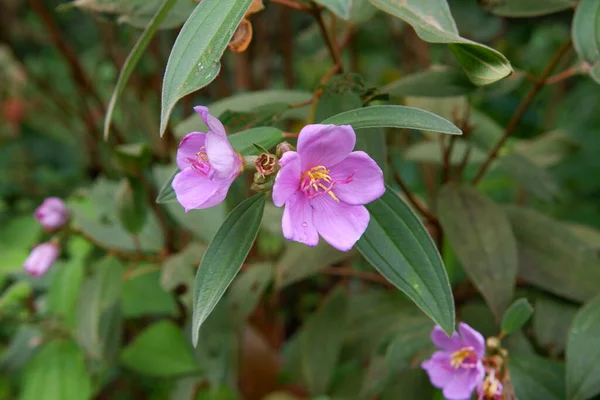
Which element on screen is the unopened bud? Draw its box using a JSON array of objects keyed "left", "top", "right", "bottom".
[
  {"left": 255, "top": 153, "right": 278, "bottom": 176},
  {"left": 276, "top": 142, "right": 294, "bottom": 158},
  {"left": 486, "top": 336, "right": 501, "bottom": 352}
]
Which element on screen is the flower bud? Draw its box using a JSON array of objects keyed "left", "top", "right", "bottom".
[
  {"left": 34, "top": 197, "right": 68, "bottom": 231},
  {"left": 255, "top": 153, "right": 278, "bottom": 176},
  {"left": 23, "top": 242, "right": 59, "bottom": 277},
  {"left": 276, "top": 141, "right": 294, "bottom": 158}
]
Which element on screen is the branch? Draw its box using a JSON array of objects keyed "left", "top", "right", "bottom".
[
  {"left": 472, "top": 38, "right": 572, "bottom": 185},
  {"left": 311, "top": 6, "right": 344, "bottom": 72}
]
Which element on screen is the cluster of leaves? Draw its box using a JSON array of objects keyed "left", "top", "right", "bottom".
[{"left": 1, "top": 0, "right": 600, "bottom": 399}]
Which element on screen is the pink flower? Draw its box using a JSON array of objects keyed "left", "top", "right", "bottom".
[
  {"left": 421, "top": 323, "right": 486, "bottom": 400},
  {"left": 272, "top": 124, "right": 385, "bottom": 251},
  {"left": 24, "top": 242, "right": 59, "bottom": 277},
  {"left": 172, "top": 106, "right": 242, "bottom": 212},
  {"left": 34, "top": 197, "right": 68, "bottom": 230}
]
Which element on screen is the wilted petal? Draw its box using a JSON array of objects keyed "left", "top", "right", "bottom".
[
  {"left": 273, "top": 151, "right": 301, "bottom": 207},
  {"left": 176, "top": 132, "right": 206, "bottom": 170},
  {"left": 24, "top": 242, "right": 59, "bottom": 277},
  {"left": 329, "top": 151, "right": 385, "bottom": 205},
  {"left": 297, "top": 124, "right": 355, "bottom": 170},
  {"left": 282, "top": 191, "right": 318, "bottom": 247},
  {"left": 311, "top": 195, "right": 369, "bottom": 252},
  {"left": 172, "top": 167, "right": 226, "bottom": 212},
  {"left": 431, "top": 325, "right": 463, "bottom": 352},
  {"left": 458, "top": 322, "right": 486, "bottom": 358},
  {"left": 206, "top": 131, "right": 241, "bottom": 181},
  {"left": 194, "top": 106, "right": 226, "bottom": 137},
  {"left": 442, "top": 364, "right": 484, "bottom": 400}
]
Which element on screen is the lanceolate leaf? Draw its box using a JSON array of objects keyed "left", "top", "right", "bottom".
[
  {"left": 321, "top": 105, "right": 462, "bottom": 135},
  {"left": 368, "top": 0, "right": 512, "bottom": 85},
  {"left": 572, "top": 0, "right": 600, "bottom": 84},
  {"left": 382, "top": 67, "right": 476, "bottom": 98},
  {"left": 191, "top": 194, "right": 266, "bottom": 346},
  {"left": 160, "top": 0, "right": 253, "bottom": 136},
  {"left": 356, "top": 187, "right": 455, "bottom": 335},
  {"left": 104, "top": 0, "right": 177, "bottom": 139},
  {"left": 501, "top": 298, "right": 534, "bottom": 335},
  {"left": 567, "top": 294, "right": 600, "bottom": 400},
  {"left": 438, "top": 184, "right": 518, "bottom": 319}
]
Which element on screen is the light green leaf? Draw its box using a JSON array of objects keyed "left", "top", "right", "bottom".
[
  {"left": 321, "top": 105, "right": 462, "bottom": 135},
  {"left": 191, "top": 194, "right": 266, "bottom": 345},
  {"left": 160, "top": 0, "right": 253, "bottom": 136},
  {"left": 483, "top": 0, "right": 577, "bottom": 17},
  {"left": 121, "top": 267, "right": 178, "bottom": 318},
  {"left": 510, "top": 355, "right": 566, "bottom": 400},
  {"left": 20, "top": 339, "right": 91, "bottom": 400},
  {"left": 501, "top": 298, "right": 534, "bottom": 335},
  {"left": 567, "top": 294, "right": 600, "bottom": 400},
  {"left": 572, "top": 0, "right": 600, "bottom": 84},
  {"left": 357, "top": 187, "right": 455, "bottom": 335},
  {"left": 121, "top": 320, "right": 200, "bottom": 377},
  {"left": 155, "top": 166, "right": 179, "bottom": 204},
  {"left": 228, "top": 263, "right": 273, "bottom": 323},
  {"left": 506, "top": 206, "right": 600, "bottom": 303},
  {"left": 382, "top": 67, "right": 476, "bottom": 97},
  {"left": 368, "top": 0, "right": 512, "bottom": 85},
  {"left": 438, "top": 184, "right": 518, "bottom": 319},
  {"left": 103, "top": 0, "right": 177, "bottom": 139},
  {"left": 227, "top": 127, "right": 283, "bottom": 155}
]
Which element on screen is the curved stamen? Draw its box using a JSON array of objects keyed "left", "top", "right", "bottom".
[{"left": 300, "top": 166, "right": 339, "bottom": 202}]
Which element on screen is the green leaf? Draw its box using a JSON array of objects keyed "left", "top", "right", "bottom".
[
  {"left": 438, "top": 184, "right": 518, "bottom": 319},
  {"left": 121, "top": 267, "right": 178, "bottom": 318},
  {"left": 356, "top": 187, "right": 455, "bottom": 335},
  {"left": 499, "top": 154, "right": 561, "bottom": 201},
  {"left": 191, "top": 194, "right": 266, "bottom": 345},
  {"left": 404, "top": 140, "right": 487, "bottom": 164},
  {"left": 228, "top": 263, "right": 273, "bottom": 323},
  {"left": 382, "top": 67, "right": 476, "bottom": 97},
  {"left": 572, "top": 0, "right": 600, "bottom": 84},
  {"left": 103, "top": 0, "right": 177, "bottom": 139},
  {"left": 314, "top": 0, "right": 352, "bottom": 19},
  {"left": 483, "top": 0, "right": 577, "bottom": 17},
  {"left": 155, "top": 166, "right": 179, "bottom": 204},
  {"left": 534, "top": 296, "right": 578, "bottom": 357},
  {"left": 116, "top": 177, "right": 148, "bottom": 234},
  {"left": 505, "top": 206, "right": 600, "bottom": 303},
  {"left": 160, "top": 0, "right": 253, "bottom": 136},
  {"left": 299, "top": 288, "right": 348, "bottom": 395},
  {"left": 20, "top": 339, "right": 91, "bottom": 400},
  {"left": 321, "top": 105, "right": 462, "bottom": 135},
  {"left": 121, "top": 320, "right": 200, "bottom": 377},
  {"left": 510, "top": 355, "right": 566, "bottom": 400},
  {"left": 228, "top": 127, "right": 283, "bottom": 155},
  {"left": 567, "top": 294, "right": 600, "bottom": 400},
  {"left": 501, "top": 298, "right": 534, "bottom": 335},
  {"left": 368, "top": 0, "right": 512, "bottom": 85}
]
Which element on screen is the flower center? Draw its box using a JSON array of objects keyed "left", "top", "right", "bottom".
[
  {"left": 300, "top": 166, "right": 339, "bottom": 202},
  {"left": 450, "top": 346, "right": 477, "bottom": 369},
  {"left": 481, "top": 371, "right": 501, "bottom": 399},
  {"left": 190, "top": 146, "right": 211, "bottom": 176}
]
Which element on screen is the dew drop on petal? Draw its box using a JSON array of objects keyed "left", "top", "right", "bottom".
[{"left": 301, "top": 222, "right": 308, "bottom": 227}]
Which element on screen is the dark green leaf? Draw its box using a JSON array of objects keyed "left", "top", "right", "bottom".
[
  {"left": 501, "top": 298, "right": 534, "bottom": 335},
  {"left": 121, "top": 320, "right": 200, "bottom": 377},
  {"left": 191, "top": 194, "right": 266, "bottom": 345},
  {"left": 357, "top": 187, "right": 455, "bottom": 335},
  {"left": 567, "top": 294, "right": 600, "bottom": 400},
  {"left": 382, "top": 67, "right": 476, "bottom": 97},
  {"left": 103, "top": 0, "right": 177, "bottom": 139},
  {"left": 506, "top": 206, "right": 600, "bottom": 303},
  {"left": 510, "top": 355, "right": 566, "bottom": 400},
  {"left": 438, "top": 184, "right": 518, "bottom": 319},
  {"left": 321, "top": 105, "right": 462, "bottom": 134},
  {"left": 20, "top": 339, "right": 92, "bottom": 400},
  {"left": 483, "top": 0, "right": 577, "bottom": 17},
  {"left": 368, "top": 0, "right": 512, "bottom": 85},
  {"left": 160, "top": 0, "right": 253, "bottom": 135}
]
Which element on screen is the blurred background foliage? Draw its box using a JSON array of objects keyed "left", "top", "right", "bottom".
[{"left": 1, "top": 0, "right": 600, "bottom": 399}]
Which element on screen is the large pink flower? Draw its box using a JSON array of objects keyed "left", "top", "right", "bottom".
[
  {"left": 172, "top": 106, "right": 242, "bottom": 211},
  {"left": 272, "top": 124, "right": 385, "bottom": 251}
]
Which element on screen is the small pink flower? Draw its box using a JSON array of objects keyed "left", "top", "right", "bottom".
[
  {"left": 172, "top": 106, "right": 242, "bottom": 212},
  {"left": 272, "top": 124, "right": 385, "bottom": 251},
  {"left": 34, "top": 197, "right": 68, "bottom": 230},
  {"left": 24, "top": 242, "right": 59, "bottom": 277},
  {"left": 422, "top": 323, "right": 486, "bottom": 400}
]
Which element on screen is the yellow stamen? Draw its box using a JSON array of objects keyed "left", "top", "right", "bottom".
[
  {"left": 450, "top": 347, "right": 475, "bottom": 369},
  {"left": 300, "top": 165, "right": 339, "bottom": 202}
]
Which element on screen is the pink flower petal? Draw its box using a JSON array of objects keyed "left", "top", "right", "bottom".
[
  {"left": 329, "top": 151, "right": 385, "bottom": 205},
  {"left": 442, "top": 363, "right": 484, "bottom": 400},
  {"left": 273, "top": 151, "right": 301, "bottom": 207},
  {"left": 297, "top": 124, "right": 355, "bottom": 170},
  {"left": 176, "top": 132, "right": 206, "bottom": 171},
  {"left": 206, "top": 131, "right": 241, "bottom": 181},
  {"left": 172, "top": 167, "right": 227, "bottom": 212},
  {"left": 311, "top": 195, "right": 369, "bottom": 252},
  {"left": 422, "top": 351, "right": 455, "bottom": 389},
  {"left": 24, "top": 242, "right": 59, "bottom": 277},
  {"left": 194, "top": 106, "right": 226, "bottom": 137},
  {"left": 281, "top": 191, "right": 319, "bottom": 247},
  {"left": 35, "top": 197, "right": 68, "bottom": 230},
  {"left": 431, "top": 325, "right": 463, "bottom": 351},
  {"left": 458, "top": 322, "right": 486, "bottom": 358}
]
